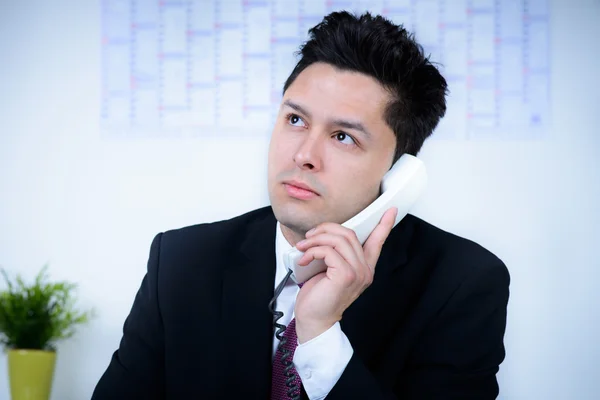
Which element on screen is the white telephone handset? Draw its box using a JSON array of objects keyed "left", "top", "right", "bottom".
[{"left": 283, "top": 154, "right": 427, "bottom": 284}]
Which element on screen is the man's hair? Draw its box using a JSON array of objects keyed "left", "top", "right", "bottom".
[{"left": 283, "top": 11, "right": 448, "bottom": 162}]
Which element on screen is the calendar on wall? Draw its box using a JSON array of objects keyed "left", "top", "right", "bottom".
[{"left": 101, "top": 0, "right": 550, "bottom": 139}]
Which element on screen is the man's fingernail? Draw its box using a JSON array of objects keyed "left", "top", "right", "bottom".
[
  {"left": 297, "top": 239, "right": 306, "bottom": 247},
  {"left": 306, "top": 228, "right": 316, "bottom": 236}
]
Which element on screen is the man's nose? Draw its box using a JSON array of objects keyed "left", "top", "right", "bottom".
[{"left": 293, "top": 131, "right": 324, "bottom": 171}]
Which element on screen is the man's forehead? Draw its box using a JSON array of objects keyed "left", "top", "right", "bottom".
[{"left": 284, "top": 68, "right": 391, "bottom": 112}]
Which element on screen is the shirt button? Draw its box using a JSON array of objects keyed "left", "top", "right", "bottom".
[{"left": 305, "top": 370, "right": 312, "bottom": 379}]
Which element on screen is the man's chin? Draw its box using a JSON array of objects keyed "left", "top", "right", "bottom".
[{"left": 272, "top": 202, "right": 319, "bottom": 234}]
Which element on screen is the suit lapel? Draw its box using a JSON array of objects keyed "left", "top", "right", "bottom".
[
  {"left": 339, "top": 214, "right": 415, "bottom": 363},
  {"left": 220, "top": 208, "right": 277, "bottom": 398}
]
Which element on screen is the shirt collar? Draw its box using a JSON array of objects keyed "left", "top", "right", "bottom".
[{"left": 274, "top": 221, "right": 294, "bottom": 289}]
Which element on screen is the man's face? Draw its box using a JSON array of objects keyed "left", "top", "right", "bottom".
[{"left": 267, "top": 62, "right": 396, "bottom": 237}]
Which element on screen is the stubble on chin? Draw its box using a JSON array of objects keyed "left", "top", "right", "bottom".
[{"left": 273, "top": 201, "right": 317, "bottom": 236}]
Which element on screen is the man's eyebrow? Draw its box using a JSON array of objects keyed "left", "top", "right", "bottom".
[
  {"left": 282, "top": 100, "right": 312, "bottom": 119},
  {"left": 331, "top": 118, "right": 372, "bottom": 139}
]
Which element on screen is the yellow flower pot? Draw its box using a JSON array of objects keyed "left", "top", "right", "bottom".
[{"left": 7, "top": 349, "right": 56, "bottom": 400}]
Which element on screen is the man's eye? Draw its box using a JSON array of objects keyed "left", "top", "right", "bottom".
[
  {"left": 335, "top": 132, "right": 356, "bottom": 145},
  {"left": 288, "top": 114, "right": 305, "bottom": 127}
]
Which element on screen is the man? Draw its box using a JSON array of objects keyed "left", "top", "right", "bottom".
[{"left": 92, "top": 11, "right": 510, "bottom": 400}]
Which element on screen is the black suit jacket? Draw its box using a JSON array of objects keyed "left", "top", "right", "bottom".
[{"left": 92, "top": 206, "right": 510, "bottom": 399}]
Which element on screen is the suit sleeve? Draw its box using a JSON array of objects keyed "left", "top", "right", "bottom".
[
  {"left": 325, "top": 260, "right": 510, "bottom": 399},
  {"left": 91, "top": 233, "right": 166, "bottom": 400}
]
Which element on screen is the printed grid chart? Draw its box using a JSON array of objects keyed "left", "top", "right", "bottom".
[{"left": 101, "top": 0, "right": 550, "bottom": 139}]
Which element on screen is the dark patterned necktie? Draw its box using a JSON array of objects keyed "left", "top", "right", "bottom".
[{"left": 271, "top": 283, "right": 304, "bottom": 399}]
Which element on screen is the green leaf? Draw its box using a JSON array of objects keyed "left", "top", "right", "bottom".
[{"left": 0, "top": 265, "right": 94, "bottom": 351}]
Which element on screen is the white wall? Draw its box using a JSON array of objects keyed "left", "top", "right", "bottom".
[{"left": 0, "top": 1, "right": 599, "bottom": 399}]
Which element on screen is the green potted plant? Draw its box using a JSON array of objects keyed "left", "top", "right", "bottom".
[{"left": 0, "top": 265, "right": 94, "bottom": 400}]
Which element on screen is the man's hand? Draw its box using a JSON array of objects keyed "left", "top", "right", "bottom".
[{"left": 293, "top": 207, "right": 398, "bottom": 344}]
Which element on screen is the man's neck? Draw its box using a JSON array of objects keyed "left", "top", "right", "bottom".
[{"left": 279, "top": 223, "right": 305, "bottom": 247}]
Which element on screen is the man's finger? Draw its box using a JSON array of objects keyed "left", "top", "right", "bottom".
[
  {"left": 296, "top": 232, "right": 364, "bottom": 270},
  {"left": 305, "top": 223, "right": 366, "bottom": 264},
  {"left": 363, "top": 207, "right": 398, "bottom": 270}
]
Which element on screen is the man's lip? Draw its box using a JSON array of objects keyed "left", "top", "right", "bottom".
[{"left": 283, "top": 180, "right": 319, "bottom": 195}]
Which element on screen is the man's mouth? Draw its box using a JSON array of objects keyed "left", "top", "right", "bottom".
[{"left": 283, "top": 180, "right": 319, "bottom": 199}]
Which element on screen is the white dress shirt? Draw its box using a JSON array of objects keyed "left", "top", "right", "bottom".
[{"left": 272, "top": 221, "right": 354, "bottom": 399}]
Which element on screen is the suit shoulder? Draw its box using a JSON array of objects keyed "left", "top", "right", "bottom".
[
  {"left": 157, "top": 206, "right": 273, "bottom": 256},
  {"left": 405, "top": 214, "right": 509, "bottom": 282}
]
